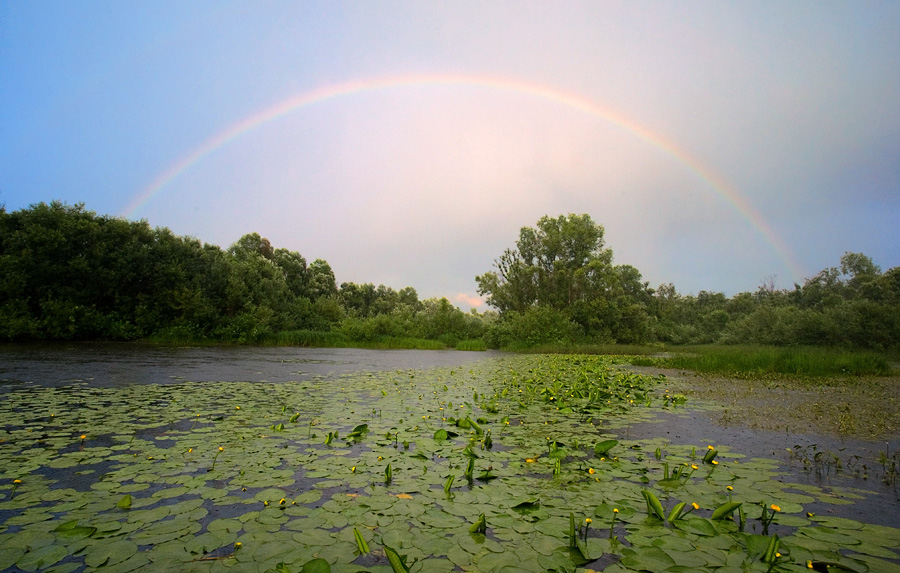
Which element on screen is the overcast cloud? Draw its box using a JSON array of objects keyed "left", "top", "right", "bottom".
[{"left": 2, "top": 1, "right": 898, "bottom": 308}]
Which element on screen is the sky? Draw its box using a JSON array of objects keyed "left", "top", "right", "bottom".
[{"left": 2, "top": 1, "right": 898, "bottom": 310}]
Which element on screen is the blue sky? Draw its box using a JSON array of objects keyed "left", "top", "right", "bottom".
[{"left": 2, "top": 1, "right": 898, "bottom": 309}]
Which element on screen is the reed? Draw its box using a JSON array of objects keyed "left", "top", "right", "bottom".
[
  {"left": 456, "top": 339, "right": 487, "bottom": 351},
  {"left": 667, "top": 345, "right": 892, "bottom": 377}
]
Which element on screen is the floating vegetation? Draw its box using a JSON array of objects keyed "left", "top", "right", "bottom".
[{"left": 0, "top": 354, "right": 898, "bottom": 572}]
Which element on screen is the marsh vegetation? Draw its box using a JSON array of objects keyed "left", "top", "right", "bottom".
[
  {"left": 2, "top": 205, "right": 898, "bottom": 356},
  {"left": 1, "top": 349, "right": 899, "bottom": 572}
]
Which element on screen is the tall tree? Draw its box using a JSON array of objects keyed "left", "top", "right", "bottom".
[{"left": 476, "top": 214, "right": 613, "bottom": 312}]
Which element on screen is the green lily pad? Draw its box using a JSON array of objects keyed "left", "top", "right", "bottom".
[
  {"left": 16, "top": 544, "right": 68, "bottom": 572},
  {"left": 620, "top": 546, "right": 677, "bottom": 570},
  {"left": 83, "top": 539, "right": 139, "bottom": 567}
]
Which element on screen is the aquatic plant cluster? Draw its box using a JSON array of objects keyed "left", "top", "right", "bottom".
[{"left": 1, "top": 355, "right": 898, "bottom": 572}]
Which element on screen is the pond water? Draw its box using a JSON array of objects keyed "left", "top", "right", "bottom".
[
  {"left": 1, "top": 345, "right": 898, "bottom": 573},
  {"left": 0, "top": 343, "right": 506, "bottom": 389}
]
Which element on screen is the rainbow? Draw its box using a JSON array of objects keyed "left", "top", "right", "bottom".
[{"left": 122, "top": 73, "right": 805, "bottom": 279}]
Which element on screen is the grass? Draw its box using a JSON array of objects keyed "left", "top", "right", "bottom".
[
  {"left": 508, "top": 342, "right": 666, "bottom": 356},
  {"left": 146, "top": 329, "right": 468, "bottom": 350},
  {"left": 662, "top": 345, "right": 894, "bottom": 377},
  {"left": 631, "top": 345, "right": 900, "bottom": 440},
  {"left": 455, "top": 339, "right": 487, "bottom": 351},
  {"left": 257, "top": 330, "right": 450, "bottom": 350}
]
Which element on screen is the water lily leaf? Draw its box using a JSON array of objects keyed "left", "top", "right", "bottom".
[
  {"left": 83, "top": 539, "right": 138, "bottom": 567},
  {"left": 184, "top": 532, "right": 227, "bottom": 555},
  {"left": 16, "top": 544, "right": 67, "bottom": 572},
  {"left": 620, "top": 546, "right": 677, "bottom": 571},
  {"left": 116, "top": 494, "right": 132, "bottom": 510},
  {"left": 55, "top": 523, "right": 96, "bottom": 541},
  {"left": 846, "top": 541, "right": 899, "bottom": 559},
  {"left": 295, "top": 490, "right": 322, "bottom": 504},
  {"left": 672, "top": 517, "right": 717, "bottom": 537},
  {"left": 511, "top": 498, "right": 541, "bottom": 513},
  {"left": 207, "top": 518, "right": 243, "bottom": 534},
  {"left": 433, "top": 429, "right": 449, "bottom": 441},
  {"left": 667, "top": 548, "right": 712, "bottom": 568},
  {"left": 299, "top": 558, "right": 332, "bottom": 573},
  {"left": 801, "top": 527, "right": 862, "bottom": 545},
  {"left": 846, "top": 554, "right": 900, "bottom": 573},
  {"left": 476, "top": 549, "right": 520, "bottom": 570},
  {"left": 0, "top": 548, "right": 25, "bottom": 571},
  {"left": 594, "top": 440, "right": 618, "bottom": 456},
  {"left": 656, "top": 477, "right": 683, "bottom": 489}
]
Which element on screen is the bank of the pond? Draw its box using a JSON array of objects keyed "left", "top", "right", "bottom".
[{"left": 629, "top": 364, "right": 900, "bottom": 442}]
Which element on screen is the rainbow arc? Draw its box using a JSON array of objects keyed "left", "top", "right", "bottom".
[{"left": 122, "top": 74, "right": 804, "bottom": 279}]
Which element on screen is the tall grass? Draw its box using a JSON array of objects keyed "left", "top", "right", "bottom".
[
  {"left": 510, "top": 342, "right": 665, "bottom": 356},
  {"left": 456, "top": 339, "right": 487, "bottom": 351},
  {"left": 145, "top": 327, "right": 217, "bottom": 346},
  {"left": 667, "top": 345, "right": 893, "bottom": 377},
  {"left": 259, "top": 330, "right": 351, "bottom": 347},
  {"left": 257, "top": 330, "right": 449, "bottom": 350}
]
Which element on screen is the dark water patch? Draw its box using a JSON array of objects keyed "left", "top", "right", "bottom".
[
  {"left": 0, "top": 342, "right": 505, "bottom": 388},
  {"left": 623, "top": 406, "right": 900, "bottom": 528}
]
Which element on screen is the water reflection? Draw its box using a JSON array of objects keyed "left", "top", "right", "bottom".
[{"left": 0, "top": 343, "right": 505, "bottom": 388}]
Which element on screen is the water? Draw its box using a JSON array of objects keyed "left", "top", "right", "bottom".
[
  {"left": 0, "top": 342, "right": 505, "bottom": 389},
  {"left": 2, "top": 343, "right": 897, "bottom": 530}
]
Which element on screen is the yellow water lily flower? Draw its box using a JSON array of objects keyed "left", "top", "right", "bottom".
[
  {"left": 588, "top": 468, "right": 595, "bottom": 474},
  {"left": 692, "top": 503, "right": 699, "bottom": 510},
  {"left": 770, "top": 504, "right": 781, "bottom": 512}
]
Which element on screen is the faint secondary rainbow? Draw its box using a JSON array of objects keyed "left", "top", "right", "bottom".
[{"left": 123, "top": 73, "right": 804, "bottom": 279}]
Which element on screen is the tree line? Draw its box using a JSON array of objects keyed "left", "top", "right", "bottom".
[
  {"left": 0, "top": 202, "right": 485, "bottom": 344},
  {"left": 477, "top": 214, "right": 899, "bottom": 350},
  {"left": 1, "top": 203, "right": 897, "bottom": 349}
]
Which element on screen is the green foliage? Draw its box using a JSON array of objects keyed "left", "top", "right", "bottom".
[
  {"left": 478, "top": 214, "right": 657, "bottom": 345},
  {"left": 4, "top": 204, "right": 898, "bottom": 351},
  {"left": 665, "top": 345, "right": 893, "bottom": 377},
  {"left": 0, "top": 202, "right": 488, "bottom": 345},
  {"left": 455, "top": 339, "right": 487, "bottom": 351},
  {"left": 485, "top": 305, "right": 583, "bottom": 349}
]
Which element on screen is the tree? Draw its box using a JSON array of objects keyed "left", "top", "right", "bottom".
[
  {"left": 476, "top": 214, "right": 613, "bottom": 312},
  {"left": 307, "top": 259, "right": 338, "bottom": 299}
]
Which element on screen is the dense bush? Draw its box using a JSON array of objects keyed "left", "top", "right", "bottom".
[{"left": 3, "top": 203, "right": 897, "bottom": 350}]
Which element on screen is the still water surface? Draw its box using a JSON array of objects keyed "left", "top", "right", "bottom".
[
  {"left": 2, "top": 343, "right": 896, "bottom": 529},
  {"left": 0, "top": 343, "right": 505, "bottom": 389}
]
